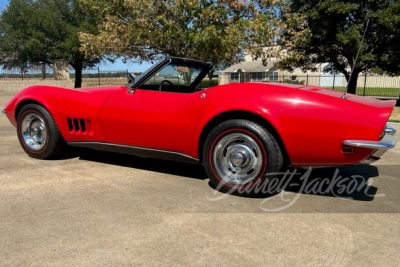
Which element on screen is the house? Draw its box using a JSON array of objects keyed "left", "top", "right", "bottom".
[
  {"left": 218, "top": 49, "right": 321, "bottom": 85},
  {"left": 219, "top": 60, "right": 280, "bottom": 85}
]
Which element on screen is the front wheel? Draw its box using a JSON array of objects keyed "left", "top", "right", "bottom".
[
  {"left": 203, "top": 119, "right": 283, "bottom": 196},
  {"left": 17, "top": 104, "right": 66, "bottom": 159}
]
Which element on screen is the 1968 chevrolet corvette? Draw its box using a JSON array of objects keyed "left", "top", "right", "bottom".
[{"left": 2, "top": 57, "right": 397, "bottom": 195}]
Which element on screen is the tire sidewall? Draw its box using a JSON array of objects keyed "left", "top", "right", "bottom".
[
  {"left": 17, "top": 109, "right": 50, "bottom": 155},
  {"left": 203, "top": 120, "right": 283, "bottom": 195},
  {"left": 17, "top": 104, "right": 61, "bottom": 159}
]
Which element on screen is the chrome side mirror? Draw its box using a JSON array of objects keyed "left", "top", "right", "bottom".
[{"left": 127, "top": 73, "right": 135, "bottom": 83}]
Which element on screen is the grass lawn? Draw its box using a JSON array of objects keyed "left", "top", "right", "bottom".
[
  {"left": 82, "top": 82, "right": 124, "bottom": 86},
  {"left": 327, "top": 86, "right": 400, "bottom": 98}
]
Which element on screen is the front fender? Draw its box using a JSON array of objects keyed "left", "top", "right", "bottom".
[
  {"left": 3, "top": 85, "right": 124, "bottom": 142},
  {"left": 3, "top": 87, "right": 53, "bottom": 127}
]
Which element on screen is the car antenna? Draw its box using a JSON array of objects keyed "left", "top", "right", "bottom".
[{"left": 341, "top": 18, "right": 370, "bottom": 99}]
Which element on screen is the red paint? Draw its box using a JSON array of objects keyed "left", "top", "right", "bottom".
[{"left": 3, "top": 82, "right": 396, "bottom": 166}]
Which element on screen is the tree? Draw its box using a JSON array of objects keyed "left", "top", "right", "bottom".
[
  {"left": 276, "top": 0, "right": 400, "bottom": 94},
  {"left": 0, "top": 0, "right": 48, "bottom": 75},
  {"left": 78, "top": 0, "right": 279, "bottom": 67},
  {"left": 0, "top": 0, "right": 103, "bottom": 87}
]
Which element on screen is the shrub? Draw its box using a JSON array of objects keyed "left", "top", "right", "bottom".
[{"left": 199, "top": 79, "right": 219, "bottom": 88}]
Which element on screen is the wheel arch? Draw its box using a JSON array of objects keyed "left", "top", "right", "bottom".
[
  {"left": 197, "top": 110, "right": 290, "bottom": 165},
  {"left": 15, "top": 99, "right": 48, "bottom": 121}
]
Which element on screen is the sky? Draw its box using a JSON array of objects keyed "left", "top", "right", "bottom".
[
  {"left": 0, "top": 0, "right": 7, "bottom": 12},
  {"left": 0, "top": 0, "right": 154, "bottom": 72},
  {"left": 98, "top": 58, "right": 153, "bottom": 72}
]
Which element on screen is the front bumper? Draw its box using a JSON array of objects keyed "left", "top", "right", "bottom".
[{"left": 343, "top": 123, "right": 397, "bottom": 164}]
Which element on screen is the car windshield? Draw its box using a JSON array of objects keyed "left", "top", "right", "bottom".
[
  {"left": 129, "top": 57, "right": 213, "bottom": 93},
  {"left": 143, "top": 62, "right": 204, "bottom": 87},
  {"left": 133, "top": 58, "right": 165, "bottom": 83}
]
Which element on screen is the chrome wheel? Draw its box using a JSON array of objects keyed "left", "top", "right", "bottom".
[
  {"left": 20, "top": 112, "right": 48, "bottom": 151},
  {"left": 213, "top": 132, "right": 264, "bottom": 186}
]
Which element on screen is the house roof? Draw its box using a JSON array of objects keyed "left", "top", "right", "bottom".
[{"left": 223, "top": 60, "right": 278, "bottom": 73}]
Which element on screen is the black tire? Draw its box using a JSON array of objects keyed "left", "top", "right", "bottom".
[
  {"left": 17, "top": 104, "right": 66, "bottom": 159},
  {"left": 203, "top": 119, "right": 283, "bottom": 196}
]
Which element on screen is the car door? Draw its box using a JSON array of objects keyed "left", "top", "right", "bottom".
[{"left": 98, "top": 88, "right": 209, "bottom": 156}]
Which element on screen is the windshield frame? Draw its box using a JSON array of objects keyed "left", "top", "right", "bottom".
[{"left": 129, "top": 57, "right": 213, "bottom": 91}]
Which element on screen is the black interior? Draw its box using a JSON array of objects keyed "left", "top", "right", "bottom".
[
  {"left": 139, "top": 83, "right": 196, "bottom": 93},
  {"left": 132, "top": 57, "right": 213, "bottom": 94}
]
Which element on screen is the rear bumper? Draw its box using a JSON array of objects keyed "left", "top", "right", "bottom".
[{"left": 344, "top": 123, "right": 397, "bottom": 164}]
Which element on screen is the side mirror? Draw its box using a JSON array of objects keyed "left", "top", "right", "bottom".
[
  {"left": 208, "top": 70, "right": 215, "bottom": 80},
  {"left": 127, "top": 73, "right": 135, "bottom": 83},
  {"left": 126, "top": 73, "right": 136, "bottom": 94},
  {"left": 128, "top": 87, "right": 135, "bottom": 94}
]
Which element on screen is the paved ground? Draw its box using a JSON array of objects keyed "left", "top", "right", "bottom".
[
  {"left": 390, "top": 106, "right": 400, "bottom": 122},
  {"left": 1, "top": 91, "right": 400, "bottom": 266}
]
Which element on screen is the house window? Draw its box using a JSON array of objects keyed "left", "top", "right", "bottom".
[
  {"left": 268, "top": 71, "right": 279, "bottom": 81},
  {"left": 251, "top": 72, "right": 263, "bottom": 81},
  {"left": 230, "top": 73, "right": 239, "bottom": 82}
]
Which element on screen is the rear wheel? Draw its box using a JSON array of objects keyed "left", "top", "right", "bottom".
[
  {"left": 203, "top": 119, "right": 283, "bottom": 196},
  {"left": 17, "top": 104, "right": 66, "bottom": 159}
]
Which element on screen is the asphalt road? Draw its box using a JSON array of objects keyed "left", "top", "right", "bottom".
[{"left": 1, "top": 91, "right": 400, "bottom": 266}]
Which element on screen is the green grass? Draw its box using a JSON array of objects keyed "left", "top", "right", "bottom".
[{"left": 326, "top": 86, "right": 400, "bottom": 97}]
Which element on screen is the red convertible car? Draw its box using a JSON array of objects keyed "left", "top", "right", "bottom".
[{"left": 2, "top": 57, "right": 397, "bottom": 195}]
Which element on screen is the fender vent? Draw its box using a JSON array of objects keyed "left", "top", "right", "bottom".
[{"left": 67, "top": 118, "right": 89, "bottom": 134}]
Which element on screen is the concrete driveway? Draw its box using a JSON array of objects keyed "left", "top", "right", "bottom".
[{"left": 1, "top": 91, "right": 399, "bottom": 266}]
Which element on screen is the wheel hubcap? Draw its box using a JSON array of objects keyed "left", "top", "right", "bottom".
[
  {"left": 213, "top": 132, "right": 264, "bottom": 186},
  {"left": 20, "top": 113, "right": 47, "bottom": 151}
]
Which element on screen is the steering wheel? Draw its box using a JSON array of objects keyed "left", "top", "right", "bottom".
[{"left": 159, "top": 80, "right": 174, "bottom": 91}]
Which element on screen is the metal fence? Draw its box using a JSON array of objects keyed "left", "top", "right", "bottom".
[
  {"left": 0, "top": 66, "right": 54, "bottom": 81},
  {"left": 2, "top": 66, "right": 400, "bottom": 100},
  {"left": 69, "top": 68, "right": 129, "bottom": 87},
  {"left": 228, "top": 73, "right": 400, "bottom": 100},
  {"left": 0, "top": 66, "right": 129, "bottom": 85},
  {"left": 274, "top": 74, "right": 400, "bottom": 100}
]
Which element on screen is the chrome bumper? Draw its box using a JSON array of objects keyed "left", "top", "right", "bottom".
[
  {"left": 1, "top": 109, "right": 6, "bottom": 114},
  {"left": 343, "top": 123, "right": 397, "bottom": 164}
]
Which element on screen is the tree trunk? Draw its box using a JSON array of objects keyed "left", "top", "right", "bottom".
[
  {"left": 345, "top": 70, "right": 360, "bottom": 95},
  {"left": 74, "top": 62, "right": 83, "bottom": 88},
  {"left": 41, "top": 62, "right": 46, "bottom": 80},
  {"left": 183, "top": 70, "right": 193, "bottom": 85}
]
